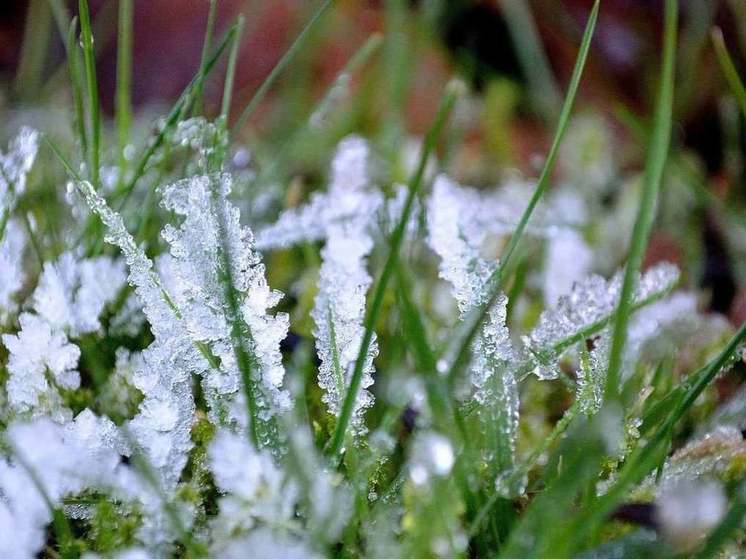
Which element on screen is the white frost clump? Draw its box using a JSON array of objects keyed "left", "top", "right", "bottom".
[
  {"left": 308, "top": 138, "right": 380, "bottom": 431},
  {"left": 0, "top": 220, "right": 26, "bottom": 319},
  {"left": 33, "top": 251, "right": 126, "bottom": 336},
  {"left": 2, "top": 313, "right": 80, "bottom": 421},
  {"left": 543, "top": 230, "right": 592, "bottom": 308},
  {"left": 72, "top": 180, "right": 200, "bottom": 489},
  {"left": 158, "top": 173, "right": 290, "bottom": 431},
  {"left": 0, "top": 126, "right": 39, "bottom": 211},
  {"left": 408, "top": 431, "right": 455, "bottom": 486},
  {"left": 656, "top": 479, "right": 727, "bottom": 551},
  {"left": 213, "top": 528, "right": 322, "bottom": 559},
  {"left": 0, "top": 413, "right": 125, "bottom": 559},
  {"left": 208, "top": 429, "right": 296, "bottom": 537},
  {"left": 524, "top": 262, "right": 680, "bottom": 380},
  {"left": 427, "top": 174, "right": 518, "bottom": 459},
  {"left": 259, "top": 136, "right": 381, "bottom": 432}
]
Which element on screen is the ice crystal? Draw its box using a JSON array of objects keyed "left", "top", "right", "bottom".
[
  {"left": 2, "top": 313, "right": 80, "bottom": 421},
  {"left": 426, "top": 174, "right": 518, "bottom": 459},
  {"left": 0, "top": 220, "right": 26, "bottom": 319},
  {"left": 0, "top": 414, "right": 125, "bottom": 559},
  {"left": 208, "top": 429, "right": 296, "bottom": 535},
  {"left": 33, "top": 251, "right": 126, "bottom": 336},
  {"left": 213, "top": 528, "right": 322, "bottom": 559},
  {"left": 72, "top": 180, "right": 200, "bottom": 489},
  {"left": 543, "top": 230, "right": 592, "bottom": 308},
  {"left": 158, "top": 173, "right": 290, "bottom": 431},
  {"left": 408, "top": 431, "right": 455, "bottom": 487},
  {"left": 258, "top": 137, "right": 380, "bottom": 431},
  {"left": 0, "top": 127, "right": 39, "bottom": 212},
  {"left": 255, "top": 136, "right": 383, "bottom": 250},
  {"left": 524, "top": 262, "right": 680, "bottom": 380}
]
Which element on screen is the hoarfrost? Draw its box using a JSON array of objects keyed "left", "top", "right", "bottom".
[
  {"left": 0, "top": 220, "right": 26, "bottom": 319},
  {"left": 33, "top": 251, "right": 126, "bottom": 336}
]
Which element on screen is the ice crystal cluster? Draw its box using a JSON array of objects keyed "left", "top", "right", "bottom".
[{"left": 0, "top": 108, "right": 742, "bottom": 559}]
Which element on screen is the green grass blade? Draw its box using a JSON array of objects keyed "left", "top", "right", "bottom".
[
  {"left": 14, "top": 0, "right": 53, "bottom": 101},
  {"left": 114, "top": 21, "right": 237, "bottom": 206},
  {"left": 443, "top": 0, "right": 599, "bottom": 387},
  {"left": 711, "top": 27, "right": 746, "bottom": 116},
  {"left": 220, "top": 15, "right": 245, "bottom": 123},
  {"left": 78, "top": 0, "right": 102, "bottom": 188},
  {"left": 193, "top": 0, "right": 219, "bottom": 117},
  {"left": 604, "top": 0, "right": 677, "bottom": 400},
  {"left": 67, "top": 18, "right": 89, "bottom": 161},
  {"left": 326, "top": 79, "right": 463, "bottom": 458},
  {"left": 560, "top": 320, "right": 746, "bottom": 555},
  {"left": 116, "top": 0, "right": 133, "bottom": 188},
  {"left": 256, "top": 32, "right": 383, "bottom": 185},
  {"left": 502, "top": 0, "right": 561, "bottom": 120},
  {"left": 231, "top": 0, "right": 334, "bottom": 137}
]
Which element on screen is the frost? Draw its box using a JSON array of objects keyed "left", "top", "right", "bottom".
[
  {"left": 0, "top": 220, "right": 26, "bottom": 319},
  {"left": 408, "top": 431, "right": 455, "bottom": 486},
  {"left": 0, "top": 127, "right": 39, "bottom": 212},
  {"left": 208, "top": 429, "right": 296, "bottom": 535},
  {"left": 656, "top": 479, "right": 726, "bottom": 551},
  {"left": 33, "top": 251, "right": 126, "bottom": 336},
  {"left": 524, "top": 262, "right": 680, "bottom": 380},
  {"left": 256, "top": 136, "right": 383, "bottom": 251},
  {"left": 0, "top": 413, "right": 125, "bottom": 559},
  {"left": 259, "top": 137, "right": 380, "bottom": 431},
  {"left": 2, "top": 313, "right": 80, "bottom": 421},
  {"left": 426, "top": 174, "right": 518, "bottom": 460},
  {"left": 158, "top": 173, "right": 290, "bottom": 433},
  {"left": 72, "top": 180, "right": 200, "bottom": 490},
  {"left": 213, "top": 528, "right": 322, "bottom": 559},
  {"left": 543, "top": 230, "right": 592, "bottom": 308}
]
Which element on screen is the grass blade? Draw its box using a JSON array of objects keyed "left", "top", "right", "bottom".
[
  {"left": 604, "top": 0, "right": 677, "bottom": 400},
  {"left": 14, "top": 0, "right": 52, "bottom": 101},
  {"left": 326, "top": 79, "right": 463, "bottom": 458},
  {"left": 561, "top": 320, "right": 746, "bottom": 555},
  {"left": 78, "top": 0, "right": 102, "bottom": 188},
  {"left": 711, "top": 27, "right": 746, "bottom": 116},
  {"left": 443, "top": 0, "right": 599, "bottom": 387},
  {"left": 502, "top": 0, "right": 561, "bottom": 120},
  {"left": 116, "top": 0, "right": 133, "bottom": 189},
  {"left": 67, "top": 18, "right": 89, "bottom": 162},
  {"left": 193, "top": 0, "right": 219, "bottom": 117},
  {"left": 220, "top": 15, "right": 245, "bottom": 122},
  {"left": 231, "top": 0, "right": 334, "bottom": 136}
]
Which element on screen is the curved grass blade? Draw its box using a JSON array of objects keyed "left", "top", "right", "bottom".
[
  {"left": 711, "top": 27, "right": 746, "bottom": 116},
  {"left": 604, "top": 0, "right": 677, "bottom": 400},
  {"left": 78, "top": 0, "right": 101, "bottom": 188},
  {"left": 116, "top": 0, "right": 133, "bottom": 189},
  {"left": 231, "top": 0, "right": 334, "bottom": 136},
  {"left": 193, "top": 0, "right": 219, "bottom": 117},
  {"left": 557, "top": 319, "right": 746, "bottom": 556},
  {"left": 326, "top": 79, "right": 463, "bottom": 458},
  {"left": 442, "top": 0, "right": 599, "bottom": 388}
]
